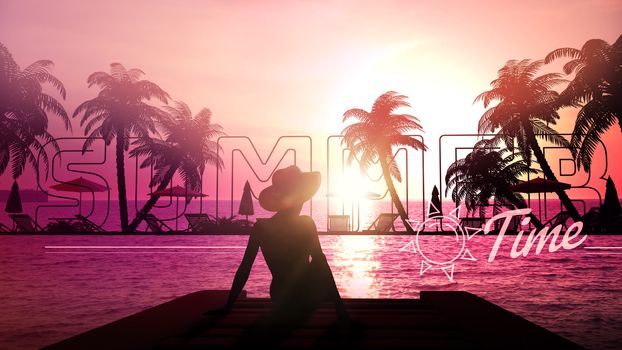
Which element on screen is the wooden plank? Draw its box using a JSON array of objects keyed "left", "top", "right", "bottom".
[
  {"left": 192, "top": 327, "right": 466, "bottom": 339},
  {"left": 42, "top": 290, "right": 237, "bottom": 350},
  {"left": 44, "top": 290, "right": 585, "bottom": 350},
  {"left": 421, "top": 291, "right": 584, "bottom": 349}
]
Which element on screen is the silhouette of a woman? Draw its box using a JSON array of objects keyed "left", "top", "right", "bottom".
[{"left": 218, "top": 165, "right": 348, "bottom": 322}]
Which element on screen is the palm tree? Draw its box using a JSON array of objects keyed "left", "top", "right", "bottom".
[
  {"left": 127, "top": 101, "right": 224, "bottom": 232},
  {"left": 475, "top": 59, "right": 581, "bottom": 222},
  {"left": 73, "top": 63, "right": 169, "bottom": 232},
  {"left": 341, "top": 91, "right": 427, "bottom": 233},
  {"left": 0, "top": 42, "right": 70, "bottom": 180},
  {"left": 445, "top": 140, "right": 543, "bottom": 229},
  {"left": 544, "top": 35, "right": 622, "bottom": 171}
]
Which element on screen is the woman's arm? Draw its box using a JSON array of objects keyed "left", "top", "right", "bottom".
[{"left": 223, "top": 226, "right": 260, "bottom": 311}]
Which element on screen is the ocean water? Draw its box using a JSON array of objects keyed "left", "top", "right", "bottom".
[
  {"left": 0, "top": 234, "right": 621, "bottom": 350},
  {"left": 1, "top": 199, "right": 620, "bottom": 349}
]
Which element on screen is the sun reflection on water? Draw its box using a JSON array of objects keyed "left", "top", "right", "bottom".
[{"left": 330, "top": 235, "right": 380, "bottom": 298}]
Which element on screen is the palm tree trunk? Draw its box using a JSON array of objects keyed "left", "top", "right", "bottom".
[
  {"left": 502, "top": 191, "right": 544, "bottom": 229},
  {"left": 378, "top": 151, "right": 415, "bottom": 234},
  {"left": 115, "top": 131, "right": 129, "bottom": 232},
  {"left": 127, "top": 165, "right": 178, "bottom": 232},
  {"left": 522, "top": 121, "right": 581, "bottom": 222}
]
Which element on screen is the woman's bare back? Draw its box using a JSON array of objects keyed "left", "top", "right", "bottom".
[{"left": 253, "top": 215, "right": 320, "bottom": 301}]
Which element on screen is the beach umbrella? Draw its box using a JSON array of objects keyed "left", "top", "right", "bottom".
[
  {"left": 428, "top": 185, "right": 442, "bottom": 218},
  {"left": 4, "top": 180, "right": 23, "bottom": 213},
  {"left": 238, "top": 181, "right": 254, "bottom": 221},
  {"left": 50, "top": 176, "right": 107, "bottom": 215},
  {"left": 510, "top": 177, "right": 572, "bottom": 223},
  {"left": 150, "top": 185, "right": 207, "bottom": 230},
  {"left": 602, "top": 176, "right": 621, "bottom": 215},
  {"left": 601, "top": 177, "right": 621, "bottom": 231},
  {"left": 509, "top": 177, "right": 571, "bottom": 193}
]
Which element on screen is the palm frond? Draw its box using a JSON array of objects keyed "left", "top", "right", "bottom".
[
  {"left": 29, "top": 70, "right": 67, "bottom": 99},
  {"left": 86, "top": 71, "right": 114, "bottom": 88},
  {"left": 126, "top": 68, "right": 145, "bottom": 81},
  {"left": 562, "top": 59, "right": 583, "bottom": 75},
  {"left": 544, "top": 47, "right": 581, "bottom": 64},
  {"left": 109, "top": 63, "right": 128, "bottom": 81},
  {"left": 571, "top": 99, "right": 616, "bottom": 170},
  {"left": 37, "top": 93, "right": 71, "bottom": 131},
  {"left": 387, "top": 156, "right": 402, "bottom": 182},
  {"left": 391, "top": 135, "right": 427, "bottom": 151},
  {"left": 342, "top": 108, "right": 370, "bottom": 123},
  {"left": 136, "top": 80, "right": 170, "bottom": 103},
  {"left": 531, "top": 120, "right": 569, "bottom": 147}
]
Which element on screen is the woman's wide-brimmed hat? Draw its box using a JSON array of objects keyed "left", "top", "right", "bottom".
[{"left": 258, "top": 165, "right": 321, "bottom": 212}]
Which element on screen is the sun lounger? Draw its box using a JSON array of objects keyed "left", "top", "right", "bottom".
[
  {"left": 9, "top": 214, "right": 44, "bottom": 233},
  {"left": 185, "top": 213, "right": 210, "bottom": 232},
  {"left": 144, "top": 214, "right": 174, "bottom": 233},
  {"left": 494, "top": 214, "right": 521, "bottom": 232},
  {"left": 74, "top": 215, "right": 106, "bottom": 233},
  {"left": 460, "top": 217, "right": 487, "bottom": 230},
  {"left": 0, "top": 222, "right": 11, "bottom": 233},
  {"left": 328, "top": 215, "right": 351, "bottom": 232},
  {"left": 365, "top": 213, "right": 399, "bottom": 233},
  {"left": 544, "top": 211, "right": 572, "bottom": 229}
]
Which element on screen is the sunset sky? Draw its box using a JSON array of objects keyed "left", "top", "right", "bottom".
[{"left": 1, "top": 0, "right": 621, "bottom": 200}]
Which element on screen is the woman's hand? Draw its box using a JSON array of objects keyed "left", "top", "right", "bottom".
[
  {"left": 334, "top": 314, "right": 364, "bottom": 337},
  {"left": 202, "top": 305, "right": 232, "bottom": 318}
]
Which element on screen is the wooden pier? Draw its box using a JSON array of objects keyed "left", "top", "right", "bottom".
[{"left": 43, "top": 290, "right": 584, "bottom": 349}]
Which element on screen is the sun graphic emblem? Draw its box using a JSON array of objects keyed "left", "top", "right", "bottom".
[{"left": 399, "top": 207, "right": 480, "bottom": 282}]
